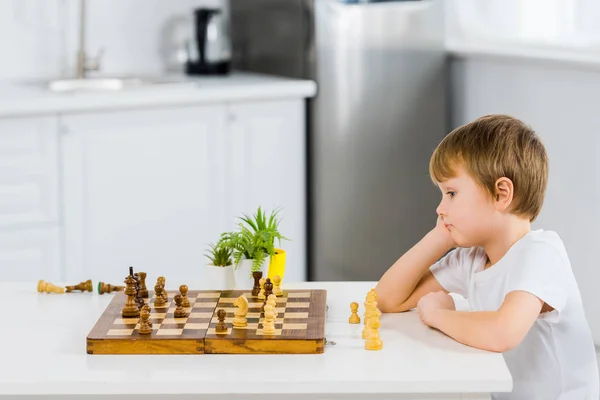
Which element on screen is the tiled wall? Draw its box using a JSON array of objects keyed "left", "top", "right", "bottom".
[{"left": 0, "top": 0, "right": 224, "bottom": 81}]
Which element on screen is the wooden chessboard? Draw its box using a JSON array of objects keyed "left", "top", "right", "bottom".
[{"left": 86, "top": 289, "right": 327, "bottom": 355}]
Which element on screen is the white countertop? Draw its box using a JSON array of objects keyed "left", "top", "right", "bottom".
[
  {"left": 0, "top": 281, "right": 512, "bottom": 398},
  {"left": 0, "top": 72, "right": 317, "bottom": 118},
  {"left": 447, "top": 37, "right": 600, "bottom": 71}
]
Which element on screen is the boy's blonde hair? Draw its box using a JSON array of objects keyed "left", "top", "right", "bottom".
[{"left": 429, "top": 114, "right": 548, "bottom": 222}]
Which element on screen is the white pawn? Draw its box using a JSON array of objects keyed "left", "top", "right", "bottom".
[
  {"left": 267, "top": 294, "right": 278, "bottom": 317},
  {"left": 272, "top": 275, "right": 283, "bottom": 296},
  {"left": 262, "top": 303, "right": 276, "bottom": 335}
]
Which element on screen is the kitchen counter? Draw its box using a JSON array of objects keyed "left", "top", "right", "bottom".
[
  {"left": 0, "top": 281, "right": 512, "bottom": 399},
  {"left": 0, "top": 72, "right": 317, "bottom": 118}
]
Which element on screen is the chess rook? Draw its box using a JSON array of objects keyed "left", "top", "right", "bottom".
[
  {"left": 138, "top": 272, "right": 148, "bottom": 298},
  {"left": 251, "top": 271, "right": 262, "bottom": 296}
]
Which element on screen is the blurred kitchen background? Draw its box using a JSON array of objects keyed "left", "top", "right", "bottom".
[{"left": 2, "top": 0, "right": 600, "bottom": 346}]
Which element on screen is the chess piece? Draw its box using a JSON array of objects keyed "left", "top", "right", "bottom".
[
  {"left": 138, "top": 272, "right": 148, "bottom": 298},
  {"left": 65, "top": 279, "right": 93, "bottom": 293},
  {"left": 365, "top": 318, "right": 383, "bottom": 350},
  {"left": 233, "top": 295, "right": 248, "bottom": 328},
  {"left": 251, "top": 271, "right": 263, "bottom": 296},
  {"left": 122, "top": 275, "right": 140, "bottom": 318},
  {"left": 364, "top": 289, "right": 379, "bottom": 325},
  {"left": 37, "top": 280, "right": 65, "bottom": 294},
  {"left": 153, "top": 284, "right": 166, "bottom": 307},
  {"left": 258, "top": 277, "right": 266, "bottom": 300},
  {"left": 215, "top": 309, "right": 228, "bottom": 334},
  {"left": 132, "top": 273, "right": 145, "bottom": 309},
  {"left": 362, "top": 304, "right": 380, "bottom": 339},
  {"left": 262, "top": 303, "right": 276, "bottom": 335},
  {"left": 138, "top": 309, "right": 152, "bottom": 335},
  {"left": 349, "top": 302, "right": 361, "bottom": 324},
  {"left": 141, "top": 305, "right": 153, "bottom": 327},
  {"left": 267, "top": 294, "right": 278, "bottom": 318},
  {"left": 262, "top": 278, "right": 274, "bottom": 309},
  {"left": 174, "top": 294, "right": 188, "bottom": 318},
  {"left": 272, "top": 275, "right": 283, "bottom": 296},
  {"left": 179, "top": 285, "right": 190, "bottom": 308},
  {"left": 97, "top": 282, "right": 125, "bottom": 294},
  {"left": 157, "top": 276, "right": 168, "bottom": 302}
]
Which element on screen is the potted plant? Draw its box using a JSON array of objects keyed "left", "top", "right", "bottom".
[
  {"left": 239, "top": 207, "right": 289, "bottom": 281},
  {"left": 204, "top": 240, "right": 235, "bottom": 290},
  {"left": 221, "top": 207, "right": 289, "bottom": 288}
]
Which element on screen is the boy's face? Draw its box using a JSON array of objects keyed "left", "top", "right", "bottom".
[{"left": 435, "top": 164, "right": 497, "bottom": 247}]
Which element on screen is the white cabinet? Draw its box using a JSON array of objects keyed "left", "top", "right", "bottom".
[
  {"left": 0, "top": 117, "right": 59, "bottom": 227},
  {"left": 61, "top": 105, "right": 230, "bottom": 285},
  {"left": 226, "top": 99, "right": 306, "bottom": 282},
  {"left": 59, "top": 99, "right": 307, "bottom": 286},
  {"left": 0, "top": 116, "right": 61, "bottom": 281}
]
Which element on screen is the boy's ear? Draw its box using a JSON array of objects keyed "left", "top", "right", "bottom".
[{"left": 494, "top": 177, "right": 514, "bottom": 211}]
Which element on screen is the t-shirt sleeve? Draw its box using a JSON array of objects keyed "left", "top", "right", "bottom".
[
  {"left": 429, "top": 248, "right": 469, "bottom": 298},
  {"left": 503, "top": 242, "right": 567, "bottom": 322}
]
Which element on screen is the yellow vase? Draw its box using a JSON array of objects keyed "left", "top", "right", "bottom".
[{"left": 268, "top": 248, "right": 287, "bottom": 281}]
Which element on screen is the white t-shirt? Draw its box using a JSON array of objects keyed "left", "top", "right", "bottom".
[{"left": 430, "top": 229, "right": 599, "bottom": 400}]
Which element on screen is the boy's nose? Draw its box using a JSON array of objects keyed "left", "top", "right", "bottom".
[{"left": 436, "top": 200, "right": 446, "bottom": 217}]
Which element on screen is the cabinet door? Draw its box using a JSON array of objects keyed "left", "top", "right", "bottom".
[
  {"left": 0, "top": 117, "right": 59, "bottom": 227},
  {"left": 61, "top": 105, "right": 229, "bottom": 284},
  {"left": 226, "top": 99, "right": 306, "bottom": 282},
  {"left": 0, "top": 227, "right": 61, "bottom": 281}
]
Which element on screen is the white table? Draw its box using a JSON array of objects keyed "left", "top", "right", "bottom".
[{"left": 0, "top": 281, "right": 512, "bottom": 399}]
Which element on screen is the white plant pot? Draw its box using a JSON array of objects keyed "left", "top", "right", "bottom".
[
  {"left": 233, "top": 258, "right": 270, "bottom": 290},
  {"left": 204, "top": 264, "right": 235, "bottom": 290}
]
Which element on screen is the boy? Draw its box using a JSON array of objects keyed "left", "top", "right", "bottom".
[{"left": 375, "top": 115, "right": 599, "bottom": 399}]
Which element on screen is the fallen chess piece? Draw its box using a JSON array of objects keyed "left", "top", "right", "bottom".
[
  {"left": 37, "top": 280, "right": 65, "bottom": 294},
  {"left": 98, "top": 282, "right": 125, "bottom": 294},
  {"left": 65, "top": 279, "right": 93, "bottom": 293}
]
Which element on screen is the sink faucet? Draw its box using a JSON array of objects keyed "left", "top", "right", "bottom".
[{"left": 76, "top": 0, "right": 103, "bottom": 78}]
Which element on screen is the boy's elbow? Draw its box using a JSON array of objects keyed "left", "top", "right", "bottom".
[{"left": 487, "top": 322, "right": 522, "bottom": 353}]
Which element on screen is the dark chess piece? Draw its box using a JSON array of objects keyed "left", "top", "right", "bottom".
[
  {"left": 179, "top": 285, "right": 190, "bottom": 308},
  {"left": 65, "top": 279, "right": 93, "bottom": 293},
  {"left": 153, "top": 284, "right": 166, "bottom": 307},
  {"left": 215, "top": 309, "right": 227, "bottom": 333},
  {"left": 138, "top": 272, "right": 149, "bottom": 298},
  {"left": 141, "top": 305, "right": 153, "bottom": 327},
  {"left": 122, "top": 275, "right": 140, "bottom": 318},
  {"left": 263, "top": 278, "right": 274, "bottom": 309},
  {"left": 138, "top": 309, "right": 152, "bottom": 335},
  {"left": 157, "top": 276, "right": 168, "bottom": 302},
  {"left": 98, "top": 282, "right": 125, "bottom": 294},
  {"left": 132, "top": 273, "right": 144, "bottom": 309},
  {"left": 252, "top": 271, "right": 262, "bottom": 296},
  {"left": 174, "top": 294, "right": 188, "bottom": 318}
]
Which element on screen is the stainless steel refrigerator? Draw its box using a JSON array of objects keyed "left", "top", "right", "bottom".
[{"left": 230, "top": 0, "right": 447, "bottom": 281}]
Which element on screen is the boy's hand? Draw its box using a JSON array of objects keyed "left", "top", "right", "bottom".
[
  {"left": 433, "top": 215, "right": 457, "bottom": 249},
  {"left": 417, "top": 291, "right": 455, "bottom": 327}
]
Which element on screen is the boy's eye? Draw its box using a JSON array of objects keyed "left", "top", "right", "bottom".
[{"left": 446, "top": 191, "right": 456, "bottom": 198}]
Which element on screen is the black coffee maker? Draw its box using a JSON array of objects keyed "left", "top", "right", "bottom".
[{"left": 185, "top": 8, "right": 232, "bottom": 75}]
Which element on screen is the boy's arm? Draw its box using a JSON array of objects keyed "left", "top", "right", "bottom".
[
  {"left": 375, "top": 221, "right": 455, "bottom": 313},
  {"left": 423, "top": 291, "right": 544, "bottom": 352}
]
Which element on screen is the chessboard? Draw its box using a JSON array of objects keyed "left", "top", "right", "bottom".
[{"left": 86, "top": 289, "right": 327, "bottom": 355}]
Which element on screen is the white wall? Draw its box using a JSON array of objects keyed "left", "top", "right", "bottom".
[
  {"left": 450, "top": 55, "right": 600, "bottom": 344},
  {"left": 0, "top": 0, "right": 224, "bottom": 81}
]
